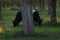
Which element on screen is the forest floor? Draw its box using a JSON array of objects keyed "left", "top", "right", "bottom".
[{"left": 0, "top": 7, "right": 60, "bottom": 40}]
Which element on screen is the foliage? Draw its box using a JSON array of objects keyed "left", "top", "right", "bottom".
[{"left": 1, "top": 0, "right": 60, "bottom": 7}]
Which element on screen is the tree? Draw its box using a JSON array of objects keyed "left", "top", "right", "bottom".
[
  {"left": 39, "top": 0, "right": 45, "bottom": 10},
  {"left": 57, "top": 0, "right": 60, "bottom": 7},
  {"left": 20, "top": 0, "right": 34, "bottom": 35},
  {"left": 11, "top": 0, "right": 16, "bottom": 8},
  {"left": 48, "top": 0, "right": 57, "bottom": 24},
  {"left": 32, "top": 0, "right": 36, "bottom": 9},
  {"left": 0, "top": 0, "right": 2, "bottom": 19}
]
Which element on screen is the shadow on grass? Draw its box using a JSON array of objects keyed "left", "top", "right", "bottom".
[
  {"left": 40, "top": 21, "right": 60, "bottom": 27},
  {"left": 2, "top": 31, "right": 60, "bottom": 40}
]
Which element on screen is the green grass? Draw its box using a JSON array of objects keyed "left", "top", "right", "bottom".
[{"left": 0, "top": 7, "right": 60, "bottom": 40}]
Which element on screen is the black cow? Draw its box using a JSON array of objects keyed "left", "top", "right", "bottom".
[{"left": 12, "top": 10, "right": 43, "bottom": 27}]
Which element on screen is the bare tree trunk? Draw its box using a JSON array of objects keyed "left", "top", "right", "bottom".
[
  {"left": 0, "top": 0, "right": 2, "bottom": 19},
  {"left": 20, "top": 0, "right": 34, "bottom": 35},
  {"left": 48, "top": 0, "right": 51, "bottom": 15},
  {"left": 58, "top": 0, "right": 60, "bottom": 7},
  {"left": 11, "top": 0, "right": 16, "bottom": 8},
  {"left": 39, "top": 0, "right": 45, "bottom": 10},
  {"left": 32, "top": 0, "right": 35, "bottom": 9},
  {"left": 56, "top": 0, "right": 58, "bottom": 7},
  {"left": 48, "top": 0, "right": 57, "bottom": 24},
  {"left": 2, "top": 0, "right": 6, "bottom": 8}
]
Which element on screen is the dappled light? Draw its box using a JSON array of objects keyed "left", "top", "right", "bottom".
[{"left": 0, "top": 0, "right": 60, "bottom": 40}]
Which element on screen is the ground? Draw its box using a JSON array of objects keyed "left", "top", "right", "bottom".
[{"left": 0, "top": 7, "right": 60, "bottom": 40}]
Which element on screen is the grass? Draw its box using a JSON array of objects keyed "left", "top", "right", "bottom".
[{"left": 0, "top": 7, "right": 60, "bottom": 40}]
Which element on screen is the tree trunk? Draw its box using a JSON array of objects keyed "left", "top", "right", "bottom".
[
  {"left": 39, "top": 0, "right": 45, "bottom": 10},
  {"left": 58, "top": 0, "right": 60, "bottom": 7},
  {"left": 48, "top": 0, "right": 57, "bottom": 24},
  {"left": 2, "top": 0, "right": 6, "bottom": 8},
  {"left": 20, "top": 0, "right": 34, "bottom": 35},
  {"left": 48, "top": 0, "right": 51, "bottom": 15},
  {"left": 0, "top": 0, "right": 2, "bottom": 19},
  {"left": 11, "top": 0, "right": 16, "bottom": 9},
  {"left": 32, "top": 0, "right": 35, "bottom": 9}
]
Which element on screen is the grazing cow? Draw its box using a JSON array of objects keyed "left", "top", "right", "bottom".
[{"left": 12, "top": 10, "right": 43, "bottom": 27}]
